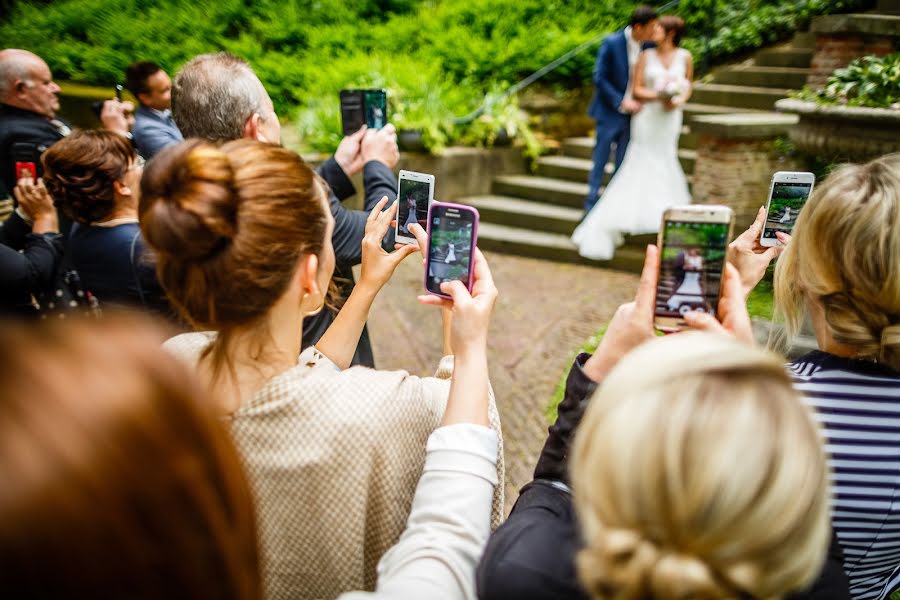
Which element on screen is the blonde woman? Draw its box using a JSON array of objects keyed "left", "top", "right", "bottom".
[
  {"left": 713, "top": 154, "right": 900, "bottom": 600},
  {"left": 571, "top": 332, "right": 830, "bottom": 599},
  {"left": 478, "top": 247, "right": 846, "bottom": 600}
]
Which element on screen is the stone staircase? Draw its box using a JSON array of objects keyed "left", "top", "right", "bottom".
[{"left": 457, "top": 31, "right": 815, "bottom": 271}]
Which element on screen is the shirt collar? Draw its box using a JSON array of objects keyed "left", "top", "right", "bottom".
[
  {"left": 624, "top": 26, "right": 640, "bottom": 48},
  {"left": 147, "top": 106, "right": 172, "bottom": 119}
]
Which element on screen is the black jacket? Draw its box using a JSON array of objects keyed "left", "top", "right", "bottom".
[
  {"left": 0, "top": 103, "right": 69, "bottom": 198},
  {"left": 301, "top": 157, "right": 396, "bottom": 367},
  {"left": 0, "top": 210, "right": 63, "bottom": 316},
  {"left": 477, "top": 354, "right": 852, "bottom": 600}
]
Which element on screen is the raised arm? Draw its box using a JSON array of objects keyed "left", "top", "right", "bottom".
[{"left": 315, "top": 199, "right": 417, "bottom": 369}]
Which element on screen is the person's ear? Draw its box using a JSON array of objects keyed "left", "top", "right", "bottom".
[
  {"left": 243, "top": 113, "right": 268, "bottom": 143},
  {"left": 113, "top": 178, "right": 133, "bottom": 198},
  {"left": 293, "top": 253, "right": 323, "bottom": 312},
  {"left": 137, "top": 92, "right": 151, "bottom": 106}
]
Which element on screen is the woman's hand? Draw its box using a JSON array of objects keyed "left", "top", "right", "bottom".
[
  {"left": 683, "top": 263, "right": 755, "bottom": 344},
  {"left": 13, "top": 177, "right": 58, "bottom": 234},
  {"left": 728, "top": 206, "right": 785, "bottom": 298},
  {"left": 582, "top": 245, "right": 659, "bottom": 382},
  {"left": 358, "top": 197, "right": 419, "bottom": 291}
]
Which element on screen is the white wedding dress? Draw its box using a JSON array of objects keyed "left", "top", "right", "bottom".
[{"left": 572, "top": 48, "right": 692, "bottom": 260}]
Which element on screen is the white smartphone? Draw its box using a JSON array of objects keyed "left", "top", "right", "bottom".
[
  {"left": 654, "top": 205, "right": 735, "bottom": 333},
  {"left": 395, "top": 170, "right": 436, "bottom": 245},
  {"left": 760, "top": 171, "right": 815, "bottom": 247}
]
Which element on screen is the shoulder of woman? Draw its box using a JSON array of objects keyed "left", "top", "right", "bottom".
[{"left": 163, "top": 331, "right": 215, "bottom": 365}]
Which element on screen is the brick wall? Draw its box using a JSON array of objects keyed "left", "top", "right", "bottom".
[
  {"left": 692, "top": 136, "right": 802, "bottom": 233},
  {"left": 808, "top": 34, "right": 897, "bottom": 89}
]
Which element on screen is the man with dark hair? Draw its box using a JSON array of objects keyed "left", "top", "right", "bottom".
[
  {"left": 126, "top": 61, "right": 182, "bottom": 159},
  {"left": 584, "top": 5, "right": 659, "bottom": 212},
  {"left": 171, "top": 53, "right": 398, "bottom": 367}
]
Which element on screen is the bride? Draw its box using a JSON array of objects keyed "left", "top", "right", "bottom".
[{"left": 572, "top": 16, "right": 693, "bottom": 260}]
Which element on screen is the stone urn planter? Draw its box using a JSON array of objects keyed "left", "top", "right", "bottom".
[{"left": 775, "top": 98, "right": 900, "bottom": 161}]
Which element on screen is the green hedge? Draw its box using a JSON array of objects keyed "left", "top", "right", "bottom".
[{"left": 1, "top": 0, "right": 874, "bottom": 153}]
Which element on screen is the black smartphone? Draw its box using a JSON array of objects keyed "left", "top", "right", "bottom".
[
  {"left": 339, "top": 89, "right": 388, "bottom": 136},
  {"left": 425, "top": 202, "right": 479, "bottom": 299}
]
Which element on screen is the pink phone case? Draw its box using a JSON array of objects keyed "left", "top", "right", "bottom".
[{"left": 424, "top": 202, "right": 479, "bottom": 299}]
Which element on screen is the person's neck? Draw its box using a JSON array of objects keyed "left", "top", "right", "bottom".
[
  {"left": 97, "top": 203, "right": 138, "bottom": 223},
  {"left": 658, "top": 41, "right": 676, "bottom": 54},
  {"left": 809, "top": 299, "right": 861, "bottom": 359},
  {"left": 1, "top": 99, "right": 52, "bottom": 119},
  {"left": 210, "top": 295, "right": 305, "bottom": 414}
]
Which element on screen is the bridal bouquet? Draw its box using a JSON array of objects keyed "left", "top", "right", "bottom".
[{"left": 655, "top": 75, "right": 690, "bottom": 101}]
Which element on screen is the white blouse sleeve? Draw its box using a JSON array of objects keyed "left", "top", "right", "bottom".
[{"left": 338, "top": 423, "right": 500, "bottom": 600}]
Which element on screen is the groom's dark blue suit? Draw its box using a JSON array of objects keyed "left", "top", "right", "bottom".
[{"left": 585, "top": 29, "right": 632, "bottom": 211}]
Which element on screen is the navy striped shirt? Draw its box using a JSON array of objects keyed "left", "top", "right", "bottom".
[{"left": 791, "top": 351, "right": 900, "bottom": 600}]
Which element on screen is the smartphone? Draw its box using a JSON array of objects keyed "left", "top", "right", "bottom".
[
  {"left": 395, "top": 170, "right": 435, "bottom": 245},
  {"left": 654, "top": 206, "right": 734, "bottom": 333},
  {"left": 15, "top": 161, "right": 37, "bottom": 181},
  {"left": 760, "top": 171, "right": 815, "bottom": 247},
  {"left": 339, "top": 89, "right": 388, "bottom": 136},
  {"left": 425, "top": 202, "right": 479, "bottom": 298}
]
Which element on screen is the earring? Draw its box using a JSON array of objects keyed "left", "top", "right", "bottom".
[{"left": 301, "top": 292, "right": 326, "bottom": 317}]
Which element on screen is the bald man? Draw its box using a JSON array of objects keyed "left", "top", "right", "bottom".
[{"left": 0, "top": 49, "right": 132, "bottom": 197}]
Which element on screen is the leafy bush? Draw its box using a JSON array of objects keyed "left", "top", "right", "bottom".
[
  {"left": 795, "top": 52, "right": 900, "bottom": 109},
  {"left": 1, "top": 0, "right": 875, "bottom": 154}
]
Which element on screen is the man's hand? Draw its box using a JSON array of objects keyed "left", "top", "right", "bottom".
[
  {"left": 728, "top": 206, "right": 785, "bottom": 299},
  {"left": 621, "top": 98, "right": 642, "bottom": 114},
  {"left": 100, "top": 99, "right": 134, "bottom": 136},
  {"left": 334, "top": 125, "right": 367, "bottom": 177},
  {"left": 361, "top": 124, "right": 399, "bottom": 169}
]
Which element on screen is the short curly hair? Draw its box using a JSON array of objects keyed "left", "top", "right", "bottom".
[{"left": 42, "top": 130, "right": 134, "bottom": 225}]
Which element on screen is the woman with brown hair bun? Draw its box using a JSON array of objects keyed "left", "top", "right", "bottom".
[
  {"left": 41, "top": 130, "right": 170, "bottom": 315},
  {"left": 0, "top": 315, "right": 261, "bottom": 599},
  {"left": 139, "top": 138, "right": 504, "bottom": 600}
]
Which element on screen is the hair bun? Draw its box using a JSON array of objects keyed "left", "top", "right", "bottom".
[
  {"left": 578, "top": 528, "right": 727, "bottom": 600},
  {"left": 139, "top": 141, "right": 238, "bottom": 262}
]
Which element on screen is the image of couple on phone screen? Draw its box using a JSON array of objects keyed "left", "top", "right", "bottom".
[
  {"left": 428, "top": 217, "right": 472, "bottom": 288},
  {"left": 656, "top": 221, "right": 728, "bottom": 318}
]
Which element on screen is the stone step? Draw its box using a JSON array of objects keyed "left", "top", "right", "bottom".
[
  {"left": 683, "top": 102, "right": 764, "bottom": 124},
  {"left": 713, "top": 66, "right": 810, "bottom": 89},
  {"left": 562, "top": 131, "right": 697, "bottom": 160},
  {"left": 792, "top": 31, "right": 817, "bottom": 49},
  {"left": 457, "top": 195, "right": 583, "bottom": 235},
  {"left": 754, "top": 47, "right": 814, "bottom": 68},
  {"left": 691, "top": 83, "right": 793, "bottom": 111},
  {"left": 537, "top": 155, "right": 609, "bottom": 183},
  {"left": 551, "top": 143, "right": 696, "bottom": 178},
  {"left": 492, "top": 174, "right": 588, "bottom": 208},
  {"left": 476, "top": 222, "right": 647, "bottom": 271}
]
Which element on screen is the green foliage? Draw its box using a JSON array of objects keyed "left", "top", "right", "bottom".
[
  {"left": 795, "top": 52, "right": 900, "bottom": 109},
  {"left": 1, "top": 0, "right": 874, "bottom": 154},
  {"left": 545, "top": 326, "right": 606, "bottom": 424}
]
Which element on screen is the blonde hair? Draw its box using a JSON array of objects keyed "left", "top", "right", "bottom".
[
  {"left": 774, "top": 153, "right": 900, "bottom": 368},
  {"left": 571, "top": 333, "right": 830, "bottom": 600}
]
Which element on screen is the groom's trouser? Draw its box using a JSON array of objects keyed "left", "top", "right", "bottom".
[{"left": 585, "top": 117, "right": 630, "bottom": 212}]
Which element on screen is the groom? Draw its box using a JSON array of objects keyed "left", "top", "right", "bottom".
[{"left": 585, "top": 5, "right": 659, "bottom": 212}]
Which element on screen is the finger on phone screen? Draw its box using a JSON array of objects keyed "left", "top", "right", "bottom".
[
  {"left": 407, "top": 223, "right": 428, "bottom": 249},
  {"left": 683, "top": 310, "right": 726, "bottom": 334},
  {"left": 634, "top": 245, "right": 659, "bottom": 316},
  {"left": 439, "top": 280, "right": 471, "bottom": 304}
]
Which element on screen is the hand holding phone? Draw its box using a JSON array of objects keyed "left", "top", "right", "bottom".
[
  {"left": 682, "top": 262, "right": 755, "bottom": 344},
  {"left": 655, "top": 206, "right": 734, "bottom": 333}
]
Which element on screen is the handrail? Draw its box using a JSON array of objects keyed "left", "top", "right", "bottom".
[{"left": 452, "top": 0, "right": 683, "bottom": 125}]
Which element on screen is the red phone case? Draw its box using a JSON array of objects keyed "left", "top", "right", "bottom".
[
  {"left": 15, "top": 162, "right": 37, "bottom": 180},
  {"left": 424, "top": 202, "right": 479, "bottom": 299}
]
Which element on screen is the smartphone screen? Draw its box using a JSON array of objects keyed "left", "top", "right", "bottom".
[
  {"left": 655, "top": 220, "right": 730, "bottom": 321},
  {"left": 396, "top": 177, "right": 432, "bottom": 238},
  {"left": 340, "top": 90, "right": 365, "bottom": 136},
  {"left": 427, "top": 205, "right": 476, "bottom": 296},
  {"left": 364, "top": 90, "right": 387, "bottom": 129},
  {"left": 762, "top": 181, "right": 813, "bottom": 241},
  {"left": 15, "top": 161, "right": 37, "bottom": 180}
]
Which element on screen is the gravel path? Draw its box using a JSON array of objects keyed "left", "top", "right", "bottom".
[{"left": 363, "top": 251, "right": 640, "bottom": 513}]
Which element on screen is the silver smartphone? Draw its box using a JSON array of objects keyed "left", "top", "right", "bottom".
[
  {"left": 395, "top": 170, "right": 435, "bottom": 245},
  {"left": 760, "top": 171, "right": 815, "bottom": 247},
  {"left": 654, "top": 205, "right": 735, "bottom": 333}
]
